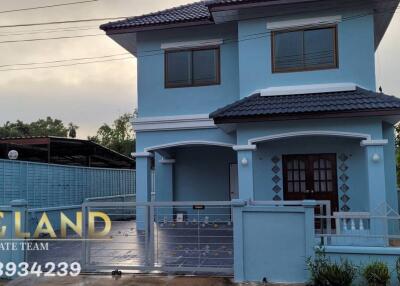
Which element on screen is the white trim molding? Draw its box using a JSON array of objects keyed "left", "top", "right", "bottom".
[
  {"left": 249, "top": 131, "right": 371, "bottom": 145},
  {"left": 159, "top": 158, "right": 176, "bottom": 164},
  {"left": 360, "top": 139, "right": 389, "bottom": 147},
  {"left": 161, "top": 39, "right": 223, "bottom": 50},
  {"left": 233, "top": 145, "right": 257, "bottom": 151},
  {"left": 266, "top": 15, "right": 342, "bottom": 31},
  {"left": 131, "top": 152, "right": 154, "bottom": 158},
  {"left": 260, "top": 83, "right": 357, "bottom": 97},
  {"left": 132, "top": 114, "right": 216, "bottom": 132},
  {"left": 145, "top": 140, "right": 234, "bottom": 152}
]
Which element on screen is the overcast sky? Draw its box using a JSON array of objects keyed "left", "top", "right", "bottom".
[{"left": 0, "top": 0, "right": 399, "bottom": 139}]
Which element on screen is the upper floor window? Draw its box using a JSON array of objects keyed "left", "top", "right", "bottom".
[
  {"left": 272, "top": 26, "right": 338, "bottom": 73},
  {"left": 165, "top": 47, "right": 220, "bottom": 88}
]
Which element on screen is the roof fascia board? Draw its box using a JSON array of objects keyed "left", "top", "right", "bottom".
[
  {"left": 208, "top": 0, "right": 319, "bottom": 12},
  {"left": 213, "top": 109, "right": 400, "bottom": 124},
  {"left": 104, "top": 20, "right": 214, "bottom": 35}
]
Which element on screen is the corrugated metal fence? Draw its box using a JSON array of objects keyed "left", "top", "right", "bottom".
[{"left": 0, "top": 159, "right": 136, "bottom": 208}]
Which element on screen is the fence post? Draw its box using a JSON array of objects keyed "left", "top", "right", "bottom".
[
  {"left": 10, "top": 200, "right": 28, "bottom": 270},
  {"left": 303, "top": 200, "right": 317, "bottom": 258},
  {"left": 147, "top": 205, "right": 155, "bottom": 269},
  {"left": 81, "top": 201, "right": 89, "bottom": 271},
  {"left": 232, "top": 199, "right": 246, "bottom": 282}
]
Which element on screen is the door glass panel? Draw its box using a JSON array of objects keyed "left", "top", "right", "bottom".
[
  {"left": 312, "top": 158, "right": 335, "bottom": 193},
  {"left": 314, "top": 182, "right": 320, "bottom": 192}
]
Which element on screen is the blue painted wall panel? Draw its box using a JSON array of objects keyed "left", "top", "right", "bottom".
[
  {"left": 0, "top": 160, "right": 136, "bottom": 208},
  {"left": 137, "top": 23, "right": 239, "bottom": 117},
  {"left": 237, "top": 10, "right": 376, "bottom": 98}
]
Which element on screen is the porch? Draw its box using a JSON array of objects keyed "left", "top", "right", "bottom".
[{"left": 135, "top": 129, "right": 397, "bottom": 233}]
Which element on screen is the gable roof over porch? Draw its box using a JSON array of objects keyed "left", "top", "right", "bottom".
[{"left": 210, "top": 87, "right": 400, "bottom": 124}]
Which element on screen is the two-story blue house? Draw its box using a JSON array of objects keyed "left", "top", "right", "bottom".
[{"left": 100, "top": 0, "right": 400, "bottom": 283}]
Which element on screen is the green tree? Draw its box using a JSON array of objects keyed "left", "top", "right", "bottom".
[
  {"left": 89, "top": 113, "right": 136, "bottom": 156},
  {"left": 0, "top": 117, "right": 74, "bottom": 138}
]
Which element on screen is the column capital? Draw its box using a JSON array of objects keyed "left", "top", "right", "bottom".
[
  {"left": 360, "top": 139, "right": 388, "bottom": 147},
  {"left": 132, "top": 152, "right": 154, "bottom": 158},
  {"left": 233, "top": 145, "right": 257, "bottom": 151}
]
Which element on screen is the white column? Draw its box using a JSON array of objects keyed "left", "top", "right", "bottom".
[
  {"left": 155, "top": 153, "right": 175, "bottom": 221},
  {"left": 233, "top": 145, "right": 257, "bottom": 201},
  {"left": 134, "top": 152, "right": 153, "bottom": 230},
  {"left": 361, "top": 139, "right": 388, "bottom": 245}
]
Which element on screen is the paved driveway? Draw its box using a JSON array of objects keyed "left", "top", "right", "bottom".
[{"left": 5, "top": 276, "right": 304, "bottom": 286}]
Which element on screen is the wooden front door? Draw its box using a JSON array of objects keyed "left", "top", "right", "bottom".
[{"left": 282, "top": 154, "right": 339, "bottom": 213}]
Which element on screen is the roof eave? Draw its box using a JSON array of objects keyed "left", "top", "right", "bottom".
[
  {"left": 207, "top": 0, "right": 319, "bottom": 12},
  {"left": 212, "top": 109, "right": 400, "bottom": 124},
  {"left": 102, "top": 19, "right": 214, "bottom": 35}
]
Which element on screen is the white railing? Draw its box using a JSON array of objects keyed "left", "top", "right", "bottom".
[{"left": 334, "top": 212, "right": 370, "bottom": 234}]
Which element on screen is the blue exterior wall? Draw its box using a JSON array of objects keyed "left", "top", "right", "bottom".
[
  {"left": 137, "top": 23, "right": 239, "bottom": 117},
  {"left": 326, "top": 246, "right": 400, "bottom": 286},
  {"left": 238, "top": 10, "right": 376, "bottom": 98},
  {"left": 136, "top": 128, "right": 236, "bottom": 152},
  {"left": 253, "top": 137, "right": 368, "bottom": 211},
  {"left": 234, "top": 117, "right": 396, "bottom": 211},
  {"left": 173, "top": 146, "right": 236, "bottom": 201}
]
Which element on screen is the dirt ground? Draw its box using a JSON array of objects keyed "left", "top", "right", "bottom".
[{"left": 2, "top": 275, "right": 305, "bottom": 286}]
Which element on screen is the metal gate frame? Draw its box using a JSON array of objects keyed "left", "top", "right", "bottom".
[{"left": 81, "top": 201, "right": 234, "bottom": 275}]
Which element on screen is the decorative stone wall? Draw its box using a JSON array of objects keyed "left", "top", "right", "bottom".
[
  {"left": 271, "top": 156, "right": 282, "bottom": 201},
  {"left": 338, "top": 153, "right": 351, "bottom": 211}
]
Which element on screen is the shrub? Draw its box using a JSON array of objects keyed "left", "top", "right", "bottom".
[
  {"left": 396, "top": 257, "right": 400, "bottom": 284},
  {"left": 307, "top": 248, "right": 357, "bottom": 286},
  {"left": 362, "top": 261, "right": 391, "bottom": 286}
]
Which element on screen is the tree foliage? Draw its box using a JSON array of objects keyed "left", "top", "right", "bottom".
[
  {"left": 0, "top": 117, "right": 76, "bottom": 138},
  {"left": 88, "top": 113, "right": 135, "bottom": 157}
]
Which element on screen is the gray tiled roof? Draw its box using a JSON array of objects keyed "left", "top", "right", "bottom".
[
  {"left": 100, "top": 2, "right": 211, "bottom": 31},
  {"left": 210, "top": 88, "right": 400, "bottom": 121}
]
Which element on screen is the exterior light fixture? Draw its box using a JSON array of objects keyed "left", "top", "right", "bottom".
[
  {"left": 241, "top": 157, "right": 248, "bottom": 166},
  {"left": 8, "top": 150, "right": 18, "bottom": 160},
  {"left": 372, "top": 153, "right": 380, "bottom": 163}
]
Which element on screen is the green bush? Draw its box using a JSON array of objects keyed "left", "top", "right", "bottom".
[
  {"left": 396, "top": 257, "right": 400, "bottom": 284},
  {"left": 307, "top": 248, "right": 357, "bottom": 286},
  {"left": 362, "top": 261, "right": 391, "bottom": 286}
]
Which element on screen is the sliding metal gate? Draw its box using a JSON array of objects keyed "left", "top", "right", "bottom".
[{"left": 81, "top": 201, "right": 234, "bottom": 275}]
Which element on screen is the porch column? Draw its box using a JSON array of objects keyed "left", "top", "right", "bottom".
[
  {"left": 134, "top": 152, "right": 154, "bottom": 230},
  {"left": 155, "top": 153, "right": 175, "bottom": 221},
  {"left": 361, "top": 139, "right": 388, "bottom": 243},
  {"left": 233, "top": 145, "right": 257, "bottom": 201}
]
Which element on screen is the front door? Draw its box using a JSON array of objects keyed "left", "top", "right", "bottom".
[{"left": 282, "top": 154, "right": 339, "bottom": 213}]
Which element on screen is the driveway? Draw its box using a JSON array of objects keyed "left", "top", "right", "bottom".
[{"left": 5, "top": 276, "right": 304, "bottom": 286}]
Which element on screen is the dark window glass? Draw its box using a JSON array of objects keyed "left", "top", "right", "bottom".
[
  {"left": 304, "top": 28, "right": 335, "bottom": 68},
  {"left": 165, "top": 47, "right": 220, "bottom": 88},
  {"left": 165, "top": 51, "right": 192, "bottom": 87},
  {"left": 272, "top": 26, "right": 337, "bottom": 73},
  {"left": 193, "top": 49, "right": 219, "bottom": 85}
]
